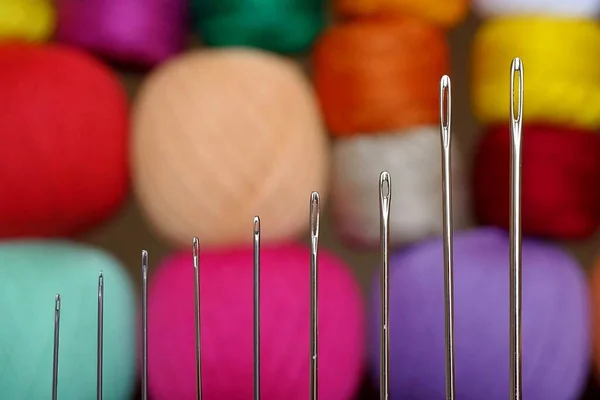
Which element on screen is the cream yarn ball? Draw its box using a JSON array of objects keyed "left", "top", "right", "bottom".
[
  {"left": 331, "top": 127, "right": 471, "bottom": 248},
  {"left": 472, "top": 0, "right": 600, "bottom": 17},
  {"left": 132, "top": 48, "right": 329, "bottom": 248}
]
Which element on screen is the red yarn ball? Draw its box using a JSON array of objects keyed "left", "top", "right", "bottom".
[
  {"left": 0, "top": 43, "right": 129, "bottom": 238},
  {"left": 473, "top": 124, "right": 600, "bottom": 240}
]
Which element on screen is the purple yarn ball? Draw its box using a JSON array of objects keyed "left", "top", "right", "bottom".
[
  {"left": 368, "top": 227, "right": 589, "bottom": 400},
  {"left": 55, "top": 0, "right": 188, "bottom": 67}
]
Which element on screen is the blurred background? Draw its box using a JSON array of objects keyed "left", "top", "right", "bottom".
[{"left": 1, "top": 1, "right": 600, "bottom": 399}]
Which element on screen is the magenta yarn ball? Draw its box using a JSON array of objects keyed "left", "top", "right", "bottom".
[
  {"left": 368, "top": 227, "right": 589, "bottom": 400},
  {"left": 146, "top": 243, "right": 365, "bottom": 400},
  {"left": 55, "top": 0, "right": 188, "bottom": 67}
]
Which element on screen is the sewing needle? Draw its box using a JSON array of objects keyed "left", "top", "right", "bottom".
[
  {"left": 193, "top": 237, "right": 203, "bottom": 400},
  {"left": 509, "top": 57, "right": 524, "bottom": 400},
  {"left": 310, "top": 192, "right": 320, "bottom": 400},
  {"left": 52, "top": 294, "right": 61, "bottom": 400},
  {"left": 141, "top": 251, "right": 148, "bottom": 400},
  {"left": 379, "top": 171, "right": 391, "bottom": 400},
  {"left": 97, "top": 272, "right": 104, "bottom": 400},
  {"left": 253, "top": 217, "right": 261, "bottom": 400},
  {"left": 440, "top": 75, "right": 456, "bottom": 400}
]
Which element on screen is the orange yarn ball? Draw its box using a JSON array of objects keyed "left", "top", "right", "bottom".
[
  {"left": 591, "top": 257, "right": 600, "bottom": 380},
  {"left": 334, "top": 0, "right": 469, "bottom": 27},
  {"left": 313, "top": 18, "right": 449, "bottom": 137},
  {"left": 132, "top": 48, "right": 329, "bottom": 249}
]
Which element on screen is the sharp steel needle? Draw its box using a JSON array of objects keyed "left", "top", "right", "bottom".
[
  {"left": 193, "top": 237, "right": 203, "bottom": 400},
  {"left": 509, "top": 57, "right": 524, "bottom": 400},
  {"left": 97, "top": 272, "right": 104, "bottom": 400},
  {"left": 310, "top": 192, "right": 320, "bottom": 400},
  {"left": 379, "top": 171, "right": 391, "bottom": 400},
  {"left": 253, "top": 217, "right": 261, "bottom": 400},
  {"left": 141, "top": 251, "right": 149, "bottom": 400},
  {"left": 440, "top": 75, "right": 456, "bottom": 400},
  {"left": 52, "top": 294, "right": 61, "bottom": 400}
]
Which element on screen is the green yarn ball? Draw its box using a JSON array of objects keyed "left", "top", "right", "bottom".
[
  {"left": 0, "top": 241, "right": 137, "bottom": 399},
  {"left": 192, "top": 0, "right": 327, "bottom": 53}
]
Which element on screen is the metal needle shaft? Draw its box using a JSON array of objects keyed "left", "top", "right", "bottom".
[
  {"left": 253, "top": 217, "right": 261, "bottom": 400},
  {"left": 141, "top": 251, "right": 149, "bottom": 400},
  {"left": 440, "top": 75, "right": 456, "bottom": 400},
  {"left": 52, "top": 294, "right": 61, "bottom": 400},
  {"left": 509, "top": 57, "right": 524, "bottom": 400},
  {"left": 379, "top": 171, "right": 391, "bottom": 400},
  {"left": 310, "top": 192, "right": 320, "bottom": 400},
  {"left": 97, "top": 272, "right": 104, "bottom": 400},
  {"left": 193, "top": 238, "right": 203, "bottom": 400}
]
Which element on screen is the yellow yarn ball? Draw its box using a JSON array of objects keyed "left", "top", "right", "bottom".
[
  {"left": 472, "top": 17, "right": 600, "bottom": 129},
  {"left": 132, "top": 48, "right": 330, "bottom": 249},
  {"left": 0, "top": 0, "right": 55, "bottom": 42}
]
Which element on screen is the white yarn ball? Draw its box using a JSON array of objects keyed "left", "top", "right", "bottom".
[
  {"left": 331, "top": 127, "right": 472, "bottom": 248},
  {"left": 473, "top": 0, "right": 600, "bottom": 17}
]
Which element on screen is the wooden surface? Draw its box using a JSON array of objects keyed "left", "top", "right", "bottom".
[{"left": 75, "top": 11, "right": 600, "bottom": 400}]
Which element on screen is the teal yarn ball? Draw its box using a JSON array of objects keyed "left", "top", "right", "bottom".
[
  {"left": 0, "top": 241, "right": 137, "bottom": 399},
  {"left": 192, "top": 0, "right": 327, "bottom": 53}
]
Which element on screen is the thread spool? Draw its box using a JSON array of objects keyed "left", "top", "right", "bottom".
[
  {"left": 368, "top": 227, "right": 590, "bottom": 399},
  {"left": 191, "top": 0, "right": 326, "bottom": 53},
  {"left": 473, "top": 124, "right": 600, "bottom": 240},
  {"left": 331, "top": 127, "right": 471, "bottom": 248},
  {"left": 313, "top": 17, "right": 449, "bottom": 136},
  {"left": 0, "top": 0, "right": 54, "bottom": 42},
  {"left": 0, "top": 241, "right": 137, "bottom": 399},
  {"left": 132, "top": 48, "right": 329, "bottom": 249},
  {"left": 471, "top": 17, "right": 600, "bottom": 129},
  {"left": 472, "top": 0, "right": 600, "bottom": 18},
  {"left": 145, "top": 243, "right": 365, "bottom": 400},
  {"left": 334, "top": 0, "right": 469, "bottom": 27},
  {"left": 55, "top": 0, "right": 188, "bottom": 67},
  {"left": 0, "top": 43, "right": 129, "bottom": 238}
]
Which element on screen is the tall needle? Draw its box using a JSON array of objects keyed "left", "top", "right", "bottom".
[
  {"left": 379, "top": 171, "right": 391, "bottom": 400},
  {"left": 253, "top": 217, "right": 261, "bottom": 400},
  {"left": 141, "top": 251, "right": 148, "bottom": 400},
  {"left": 193, "top": 237, "right": 203, "bottom": 400},
  {"left": 440, "top": 75, "right": 456, "bottom": 400},
  {"left": 310, "top": 192, "right": 320, "bottom": 400},
  {"left": 52, "top": 294, "right": 61, "bottom": 400},
  {"left": 509, "top": 57, "right": 524, "bottom": 400},
  {"left": 97, "top": 272, "right": 104, "bottom": 400}
]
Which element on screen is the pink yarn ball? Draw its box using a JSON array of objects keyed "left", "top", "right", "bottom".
[
  {"left": 55, "top": 0, "right": 188, "bottom": 67},
  {"left": 146, "top": 243, "right": 365, "bottom": 400}
]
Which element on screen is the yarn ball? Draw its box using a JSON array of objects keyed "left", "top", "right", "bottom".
[
  {"left": 146, "top": 243, "right": 365, "bottom": 400},
  {"left": 132, "top": 48, "right": 329, "bottom": 249},
  {"left": 368, "top": 227, "right": 590, "bottom": 400},
  {"left": 0, "top": 0, "right": 54, "bottom": 42},
  {"left": 191, "top": 0, "right": 326, "bottom": 53},
  {"left": 334, "top": 0, "right": 469, "bottom": 27},
  {"left": 472, "top": 17, "right": 600, "bottom": 129},
  {"left": 331, "top": 127, "right": 471, "bottom": 248},
  {"left": 0, "top": 44, "right": 129, "bottom": 238},
  {"left": 474, "top": 124, "right": 600, "bottom": 240},
  {"left": 55, "top": 0, "right": 188, "bottom": 67},
  {"left": 0, "top": 241, "right": 137, "bottom": 399},
  {"left": 314, "top": 17, "right": 449, "bottom": 137},
  {"left": 473, "top": 0, "right": 600, "bottom": 18}
]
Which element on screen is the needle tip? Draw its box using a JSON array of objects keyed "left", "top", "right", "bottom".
[
  {"left": 253, "top": 216, "right": 260, "bottom": 235},
  {"left": 440, "top": 74, "right": 450, "bottom": 88},
  {"left": 379, "top": 171, "right": 391, "bottom": 200},
  {"left": 55, "top": 294, "right": 61, "bottom": 310},
  {"left": 192, "top": 237, "right": 200, "bottom": 268},
  {"left": 142, "top": 250, "right": 148, "bottom": 271},
  {"left": 511, "top": 57, "right": 523, "bottom": 72},
  {"left": 310, "top": 192, "right": 320, "bottom": 238}
]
